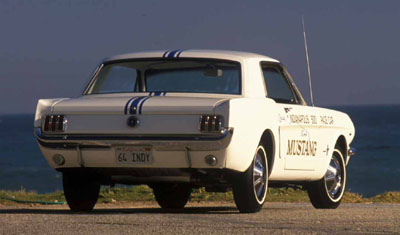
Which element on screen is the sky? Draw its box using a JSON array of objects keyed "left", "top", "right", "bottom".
[{"left": 0, "top": 0, "right": 399, "bottom": 114}]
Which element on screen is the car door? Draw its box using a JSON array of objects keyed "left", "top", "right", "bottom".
[{"left": 260, "top": 62, "right": 320, "bottom": 171}]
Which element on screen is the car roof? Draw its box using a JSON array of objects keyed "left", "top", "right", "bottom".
[{"left": 104, "top": 49, "right": 280, "bottom": 63}]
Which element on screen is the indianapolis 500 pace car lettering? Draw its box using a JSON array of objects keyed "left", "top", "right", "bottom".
[{"left": 34, "top": 50, "right": 356, "bottom": 213}]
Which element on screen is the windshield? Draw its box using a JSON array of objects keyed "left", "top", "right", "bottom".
[{"left": 86, "top": 59, "right": 241, "bottom": 95}]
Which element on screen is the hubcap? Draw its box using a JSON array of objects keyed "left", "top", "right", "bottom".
[
  {"left": 253, "top": 148, "right": 267, "bottom": 202},
  {"left": 324, "top": 151, "right": 344, "bottom": 200}
]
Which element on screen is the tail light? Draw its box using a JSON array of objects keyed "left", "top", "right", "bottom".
[
  {"left": 199, "top": 115, "right": 223, "bottom": 132},
  {"left": 42, "top": 115, "right": 67, "bottom": 133}
]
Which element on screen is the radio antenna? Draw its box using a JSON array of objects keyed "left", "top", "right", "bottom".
[{"left": 302, "top": 15, "right": 314, "bottom": 106}]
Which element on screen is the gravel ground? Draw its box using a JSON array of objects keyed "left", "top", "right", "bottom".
[{"left": 0, "top": 202, "right": 399, "bottom": 234}]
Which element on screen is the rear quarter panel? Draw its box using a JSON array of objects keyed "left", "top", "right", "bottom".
[{"left": 221, "top": 98, "right": 279, "bottom": 172}]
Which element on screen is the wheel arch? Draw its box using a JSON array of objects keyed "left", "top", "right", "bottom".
[
  {"left": 259, "top": 129, "right": 275, "bottom": 177},
  {"left": 335, "top": 135, "right": 349, "bottom": 165},
  {"left": 317, "top": 133, "right": 350, "bottom": 179}
]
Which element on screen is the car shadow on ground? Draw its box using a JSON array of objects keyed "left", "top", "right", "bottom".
[{"left": 0, "top": 206, "right": 243, "bottom": 215}]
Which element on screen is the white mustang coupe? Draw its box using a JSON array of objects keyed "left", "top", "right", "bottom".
[{"left": 34, "top": 50, "right": 355, "bottom": 213}]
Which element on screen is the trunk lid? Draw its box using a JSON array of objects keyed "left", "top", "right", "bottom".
[
  {"left": 50, "top": 94, "right": 230, "bottom": 135},
  {"left": 52, "top": 95, "right": 229, "bottom": 115}
]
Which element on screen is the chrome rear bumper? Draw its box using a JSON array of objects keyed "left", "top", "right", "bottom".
[{"left": 34, "top": 127, "right": 234, "bottom": 151}]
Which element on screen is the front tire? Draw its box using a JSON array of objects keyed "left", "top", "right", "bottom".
[
  {"left": 63, "top": 173, "right": 100, "bottom": 212},
  {"left": 233, "top": 145, "right": 268, "bottom": 213},
  {"left": 307, "top": 148, "right": 347, "bottom": 209},
  {"left": 152, "top": 183, "right": 192, "bottom": 209}
]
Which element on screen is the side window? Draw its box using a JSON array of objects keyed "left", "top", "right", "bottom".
[{"left": 261, "top": 64, "right": 296, "bottom": 104}]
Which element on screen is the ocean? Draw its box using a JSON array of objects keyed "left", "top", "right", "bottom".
[{"left": 0, "top": 105, "right": 399, "bottom": 196}]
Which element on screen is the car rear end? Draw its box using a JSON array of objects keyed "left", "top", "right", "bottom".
[{"left": 34, "top": 55, "right": 241, "bottom": 186}]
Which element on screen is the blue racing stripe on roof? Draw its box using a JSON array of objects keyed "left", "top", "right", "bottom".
[
  {"left": 167, "top": 50, "right": 180, "bottom": 58},
  {"left": 162, "top": 50, "right": 170, "bottom": 58},
  {"left": 138, "top": 96, "right": 151, "bottom": 114},
  {"left": 176, "top": 50, "right": 185, "bottom": 57},
  {"left": 124, "top": 97, "right": 137, "bottom": 115},
  {"left": 153, "top": 91, "right": 162, "bottom": 96},
  {"left": 129, "top": 96, "right": 146, "bottom": 115}
]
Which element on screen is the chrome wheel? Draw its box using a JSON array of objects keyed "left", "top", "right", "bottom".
[
  {"left": 307, "top": 147, "right": 347, "bottom": 209},
  {"left": 253, "top": 146, "right": 268, "bottom": 203},
  {"left": 324, "top": 149, "right": 346, "bottom": 202},
  {"left": 233, "top": 145, "right": 269, "bottom": 213}
]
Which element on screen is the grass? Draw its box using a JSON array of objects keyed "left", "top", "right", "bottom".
[
  {"left": 0, "top": 189, "right": 65, "bottom": 205},
  {"left": 1, "top": 186, "right": 400, "bottom": 206}
]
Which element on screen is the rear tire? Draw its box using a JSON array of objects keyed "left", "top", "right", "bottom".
[
  {"left": 152, "top": 183, "right": 192, "bottom": 209},
  {"left": 233, "top": 145, "right": 268, "bottom": 213},
  {"left": 63, "top": 173, "right": 100, "bottom": 212},
  {"left": 307, "top": 148, "right": 346, "bottom": 209}
]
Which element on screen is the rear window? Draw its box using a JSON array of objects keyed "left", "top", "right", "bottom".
[
  {"left": 89, "top": 65, "right": 137, "bottom": 94},
  {"left": 145, "top": 66, "right": 240, "bottom": 94},
  {"left": 86, "top": 59, "right": 241, "bottom": 95}
]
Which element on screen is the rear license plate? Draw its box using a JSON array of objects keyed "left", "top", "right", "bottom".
[{"left": 115, "top": 146, "right": 153, "bottom": 165}]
